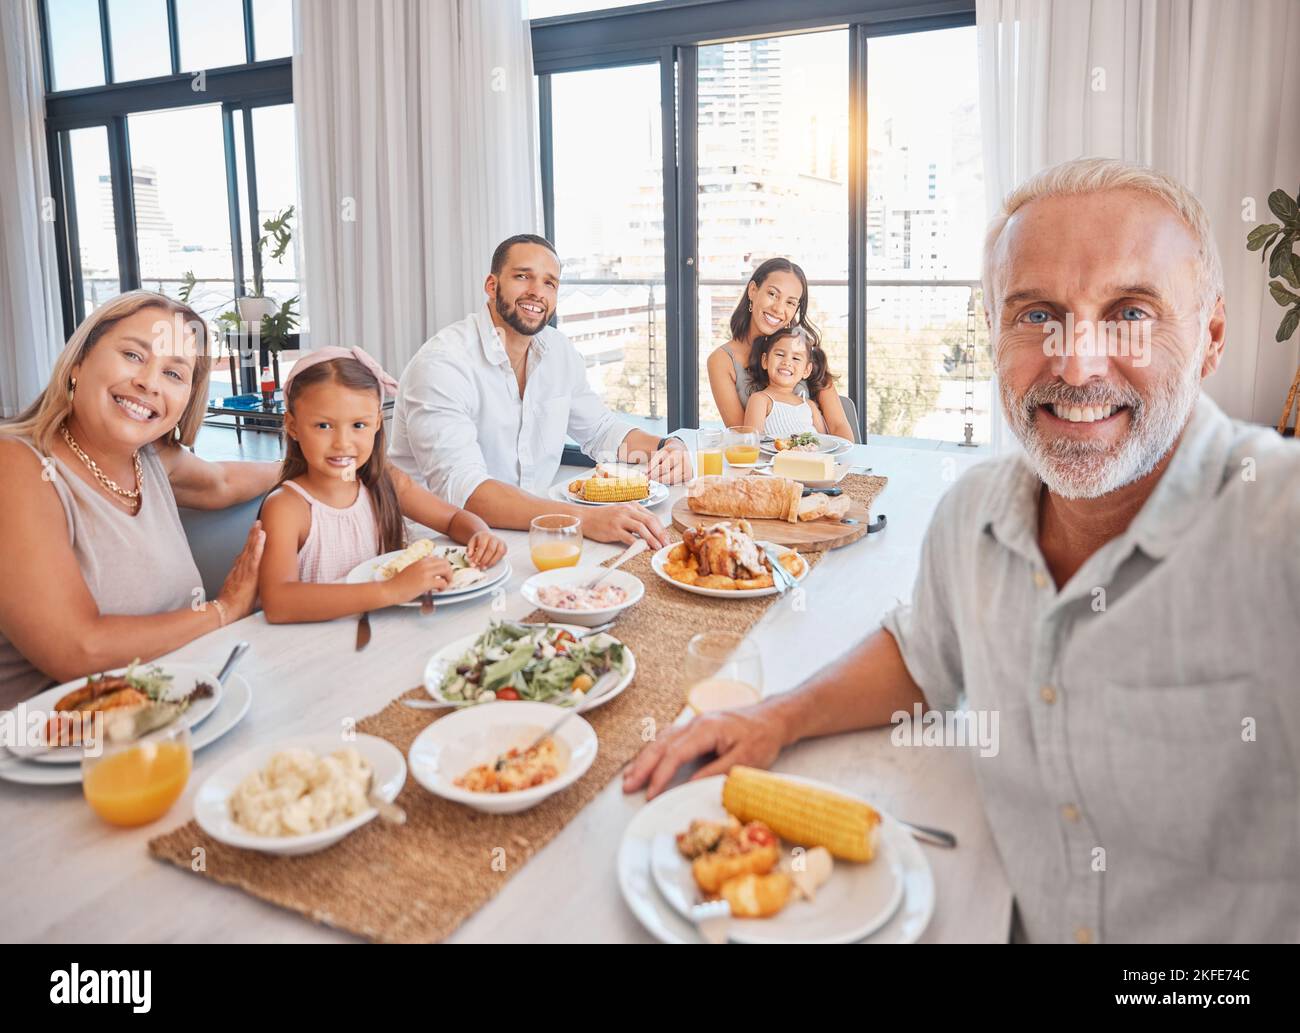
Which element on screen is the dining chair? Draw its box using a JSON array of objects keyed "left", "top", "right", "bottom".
[
  {"left": 179, "top": 494, "right": 266, "bottom": 603},
  {"left": 839, "top": 394, "right": 861, "bottom": 442}
]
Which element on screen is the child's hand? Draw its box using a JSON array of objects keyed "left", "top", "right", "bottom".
[
  {"left": 466, "top": 531, "right": 507, "bottom": 569},
  {"left": 386, "top": 556, "right": 454, "bottom": 603}
]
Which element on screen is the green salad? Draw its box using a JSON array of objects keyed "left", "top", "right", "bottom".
[{"left": 438, "top": 622, "right": 626, "bottom": 705}]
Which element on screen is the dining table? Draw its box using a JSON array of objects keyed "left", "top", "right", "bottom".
[{"left": 0, "top": 435, "right": 1013, "bottom": 943}]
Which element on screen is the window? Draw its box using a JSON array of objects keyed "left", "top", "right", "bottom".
[
  {"left": 45, "top": 0, "right": 106, "bottom": 91},
  {"left": 175, "top": 0, "right": 247, "bottom": 70},
  {"left": 534, "top": 1, "right": 985, "bottom": 447},
  {"left": 128, "top": 105, "right": 235, "bottom": 310},
  {"left": 63, "top": 127, "right": 118, "bottom": 314},
  {"left": 866, "top": 26, "right": 987, "bottom": 444},
  {"left": 550, "top": 63, "right": 667, "bottom": 435},
  {"left": 41, "top": 0, "right": 296, "bottom": 376},
  {"left": 106, "top": 0, "right": 171, "bottom": 82},
  {"left": 695, "top": 30, "right": 848, "bottom": 427}
]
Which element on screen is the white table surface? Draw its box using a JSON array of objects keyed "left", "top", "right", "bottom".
[{"left": 0, "top": 438, "right": 1012, "bottom": 943}]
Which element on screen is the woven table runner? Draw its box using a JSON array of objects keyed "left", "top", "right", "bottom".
[{"left": 148, "top": 474, "right": 888, "bottom": 942}]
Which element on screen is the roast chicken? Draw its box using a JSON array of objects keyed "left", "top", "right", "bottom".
[{"left": 681, "top": 520, "right": 768, "bottom": 580}]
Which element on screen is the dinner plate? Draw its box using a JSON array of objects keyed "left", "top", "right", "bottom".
[
  {"left": 619, "top": 774, "right": 934, "bottom": 944},
  {"left": 194, "top": 732, "right": 405, "bottom": 855},
  {"left": 548, "top": 479, "right": 670, "bottom": 509},
  {"left": 4, "top": 662, "right": 223, "bottom": 764},
  {"left": 760, "top": 435, "right": 852, "bottom": 457},
  {"left": 649, "top": 540, "right": 808, "bottom": 599},
  {"left": 345, "top": 548, "right": 510, "bottom": 608},
  {"left": 421, "top": 622, "right": 635, "bottom": 710},
  {"left": 0, "top": 672, "right": 253, "bottom": 787},
  {"left": 647, "top": 777, "right": 903, "bottom": 944}
]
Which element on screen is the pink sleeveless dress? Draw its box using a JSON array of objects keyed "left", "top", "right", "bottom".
[{"left": 281, "top": 480, "right": 382, "bottom": 583}]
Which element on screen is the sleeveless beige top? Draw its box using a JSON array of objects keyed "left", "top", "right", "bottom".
[{"left": 0, "top": 439, "right": 203, "bottom": 708}]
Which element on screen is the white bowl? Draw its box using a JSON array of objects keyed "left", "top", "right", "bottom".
[
  {"left": 407, "top": 701, "right": 598, "bottom": 814},
  {"left": 193, "top": 733, "right": 406, "bottom": 855},
  {"left": 519, "top": 567, "right": 645, "bottom": 627}
]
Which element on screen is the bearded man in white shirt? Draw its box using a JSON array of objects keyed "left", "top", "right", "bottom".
[{"left": 389, "top": 235, "right": 692, "bottom": 545}]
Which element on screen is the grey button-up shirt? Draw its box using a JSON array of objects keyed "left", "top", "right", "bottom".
[{"left": 882, "top": 394, "right": 1300, "bottom": 943}]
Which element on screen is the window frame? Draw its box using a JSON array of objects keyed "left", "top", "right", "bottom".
[
  {"left": 531, "top": 0, "right": 978, "bottom": 443},
  {"left": 38, "top": 0, "right": 292, "bottom": 355}
]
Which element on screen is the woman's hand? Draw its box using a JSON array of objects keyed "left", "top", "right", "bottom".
[
  {"left": 386, "top": 556, "right": 453, "bottom": 603},
  {"left": 466, "top": 530, "right": 507, "bottom": 569},
  {"left": 216, "top": 520, "right": 267, "bottom": 621}
]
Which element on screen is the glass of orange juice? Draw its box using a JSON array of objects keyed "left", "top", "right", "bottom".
[
  {"left": 697, "top": 428, "right": 724, "bottom": 477},
  {"left": 685, "top": 632, "right": 764, "bottom": 714},
  {"left": 530, "top": 514, "right": 583, "bottom": 571},
  {"left": 82, "top": 722, "right": 192, "bottom": 827},
  {"left": 724, "top": 425, "right": 760, "bottom": 466}
]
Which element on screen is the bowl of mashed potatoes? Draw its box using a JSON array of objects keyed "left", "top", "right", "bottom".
[{"left": 194, "top": 733, "right": 407, "bottom": 855}]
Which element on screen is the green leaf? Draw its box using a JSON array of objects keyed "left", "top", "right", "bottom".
[
  {"left": 1287, "top": 254, "right": 1300, "bottom": 290},
  {"left": 1247, "top": 223, "right": 1280, "bottom": 250},
  {"left": 1278, "top": 306, "right": 1300, "bottom": 344},
  {"left": 1267, "top": 188, "right": 1300, "bottom": 227},
  {"left": 1269, "top": 235, "right": 1294, "bottom": 278},
  {"left": 177, "top": 271, "right": 197, "bottom": 304},
  {"left": 1269, "top": 281, "right": 1300, "bottom": 306}
]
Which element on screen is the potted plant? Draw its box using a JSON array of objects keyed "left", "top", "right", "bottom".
[
  {"left": 1246, "top": 186, "right": 1300, "bottom": 435},
  {"left": 180, "top": 205, "right": 300, "bottom": 385}
]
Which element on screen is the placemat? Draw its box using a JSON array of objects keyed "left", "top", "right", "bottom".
[{"left": 148, "top": 474, "right": 888, "bottom": 942}]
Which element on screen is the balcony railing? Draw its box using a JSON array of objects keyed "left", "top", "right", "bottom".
[{"left": 558, "top": 275, "right": 990, "bottom": 446}]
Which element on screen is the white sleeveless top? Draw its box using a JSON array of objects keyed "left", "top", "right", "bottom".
[
  {"left": 280, "top": 480, "right": 382, "bottom": 584},
  {"left": 0, "top": 439, "right": 203, "bottom": 707},
  {"left": 761, "top": 396, "right": 817, "bottom": 439}
]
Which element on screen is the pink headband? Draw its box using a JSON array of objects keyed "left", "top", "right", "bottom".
[{"left": 281, "top": 346, "right": 399, "bottom": 399}]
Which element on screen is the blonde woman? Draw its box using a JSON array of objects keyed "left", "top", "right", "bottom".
[{"left": 0, "top": 291, "right": 278, "bottom": 705}]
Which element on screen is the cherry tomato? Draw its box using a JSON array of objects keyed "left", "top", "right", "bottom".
[{"left": 497, "top": 687, "right": 520, "bottom": 701}]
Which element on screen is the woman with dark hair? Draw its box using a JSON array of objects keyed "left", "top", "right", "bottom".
[{"left": 705, "top": 257, "right": 856, "bottom": 440}]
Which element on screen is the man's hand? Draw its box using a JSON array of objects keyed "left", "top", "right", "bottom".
[
  {"left": 579, "top": 502, "right": 670, "bottom": 548},
  {"left": 622, "top": 703, "right": 791, "bottom": 800},
  {"left": 646, "top": 439, "right": 694, "bottom": 484}
]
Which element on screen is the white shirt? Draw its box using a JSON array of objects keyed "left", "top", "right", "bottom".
[
  {"left": 389, "top": 305, "right": 634, "bottom": 508},
  {"left": 881, "top": 394, "right": 1300, "bottom": 943}
]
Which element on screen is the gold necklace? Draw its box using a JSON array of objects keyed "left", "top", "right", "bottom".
[{"left": 60, "top": 423, "right": 143, "bottom": 510}]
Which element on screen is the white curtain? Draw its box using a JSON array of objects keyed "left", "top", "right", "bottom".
[
  {"left": 293, "top": 0, "right": 541, "bottom": 374},
  {"left": 0, "top": 0, "right": 62, "bottom": 418},
  {"left": 977, "top": 0, "right": 1300, "bottom": 433}
]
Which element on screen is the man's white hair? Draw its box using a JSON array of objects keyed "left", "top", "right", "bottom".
[{"left": 981, "top": 157, "right": 1224, "bottom": 320}]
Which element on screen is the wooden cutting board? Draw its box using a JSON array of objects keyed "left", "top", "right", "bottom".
[{"left": 670, "top": 495, "right": 872, "bottom": 551}]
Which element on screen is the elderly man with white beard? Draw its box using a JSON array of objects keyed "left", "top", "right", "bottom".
[{"left": 623, "top": 157, "right": 1300, "bottom": 943}]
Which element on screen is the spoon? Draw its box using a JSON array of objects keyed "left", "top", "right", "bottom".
[
  {"left": 580, "top": 539, "right": 647, "bottom": 591},
  {"left": 365, "top": 770, "right": 406, "bottom": 825}
]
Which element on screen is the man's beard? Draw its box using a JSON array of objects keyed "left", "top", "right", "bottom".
[
  {"left": 494, "top": 287, "right": 549, "bottom": 336},
  {"left": 1001, "top": 357, "right": 1202, "bottom": 500}
]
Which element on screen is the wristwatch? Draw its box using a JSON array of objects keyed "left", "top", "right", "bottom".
[{"left": 656, "top": 435, "right": 685, "bottom": 451}]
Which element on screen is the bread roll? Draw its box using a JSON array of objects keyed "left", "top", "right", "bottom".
[{"left": 686, "top": 476, "right": 801, "bottom": 523}]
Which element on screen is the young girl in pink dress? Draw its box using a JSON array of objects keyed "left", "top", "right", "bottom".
[{"left": 257, "top": 347, "right": 506, "bottom": 623}]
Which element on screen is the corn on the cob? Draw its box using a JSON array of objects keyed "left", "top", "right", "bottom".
[
  {"left": 582, "top": 476, "right": 648, "bottom": 502},
  {"left": 722, "top": 765, "right": 881, "bottom": 862}
]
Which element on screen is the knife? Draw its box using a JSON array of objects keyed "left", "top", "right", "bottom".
[
  {"left": 356, "top": 611, "right": 372, "bottom": 651},
  {"left": 801, "top": 486, "right": 843, "bottom": 497}
]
